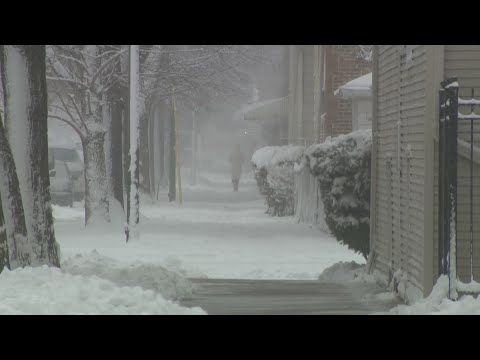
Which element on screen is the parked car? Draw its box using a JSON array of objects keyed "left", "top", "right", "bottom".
[
  {"left": 50, "top": 160, "right": 75, "bottom": 207},
  {"left": 48, "top": 146, "right": 85, "bottom": 206}
]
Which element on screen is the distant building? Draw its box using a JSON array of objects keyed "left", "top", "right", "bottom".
[
  {"left": 236, "top": 46, "right": 290, "bottom": 149},
  {"left": 335, "top": 72, "right": 372, "bottom": 131},
  {"left": 239, "top": 46, "right": 372, "bottom": 147},
  {"left": 287, "top": 45, "right": 372, "bottom": 146}
]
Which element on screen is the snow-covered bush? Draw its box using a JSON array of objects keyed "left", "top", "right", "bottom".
[
  {"left": 305, "top": 130, "right": 372, "bottom": 258},
  {"left": 251, "top": 145, "right": 304, "bottom": 216}
]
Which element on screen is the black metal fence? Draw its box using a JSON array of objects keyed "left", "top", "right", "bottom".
[{"left": 439, "top": 77, "right": 480, "bottom": 299}]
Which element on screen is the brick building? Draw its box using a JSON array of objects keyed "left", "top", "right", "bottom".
[
  {"left": 323, "top": 46, "right": 372, "bottom": 140},
  {"left": 239, "top": 45, "right": 372, "bottom": 148},
  {"left": 287, "top": 45, "right": 372, "bottom": 145},
  {"left": 287, "top": 45, "right": 372, "bottom": 226}
]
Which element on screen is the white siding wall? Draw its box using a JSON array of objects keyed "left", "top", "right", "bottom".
[
  {"left": 374, "top": 45, "right": 480, "bottom": 295},
  {"left": 373, "top": 45, "right": 428, "bottom": 295}
]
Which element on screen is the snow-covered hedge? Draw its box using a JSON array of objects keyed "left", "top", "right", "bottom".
[
  {"left": 252, "top": 145, "right": 304, "bottom": 216},
  {"left": 305, "top": 130, "right": 372, "bottom": 258}
]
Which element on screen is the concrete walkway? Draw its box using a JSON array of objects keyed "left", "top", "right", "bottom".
[{"left": 180, "top": 278, "right": 400, "bottom": 315}]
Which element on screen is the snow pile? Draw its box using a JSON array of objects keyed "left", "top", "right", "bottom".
[
  {"left": 384, "top": 275, "right": 480, "bottom": 315},
  {"left": 305, "top": 130, "right": 372, "bottom": 258},
  {"left": 318, "top": 261, "right": 376, "bottom": 283},
  {"left": 392, "top": 269, "right": 424, "bottom": 304},
  {"left": 0, "top": 266, "right": 206, "bottom": 315},
  {"left": 251, "top": 145, "right": 304, "bottom": 216},
  {"left": 62, "top": 251, "right": 196, "bottom": 301}
]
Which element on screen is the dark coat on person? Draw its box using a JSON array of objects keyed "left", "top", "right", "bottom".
[{"left": 229, "top": 148, "right": 244, "bottom": 180}]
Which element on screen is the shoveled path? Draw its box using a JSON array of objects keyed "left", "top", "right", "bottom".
[{"left": 180, "top": 278, "right": 400, "bottom": 315}]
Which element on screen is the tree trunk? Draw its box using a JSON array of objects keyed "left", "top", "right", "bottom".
[
  {"left": 83, "top": 129, "right": 110, "bottom": 226},
  {"left": 139, "top": 114, "right": 149, "bottom": 193},
  {"left": 191, "top": 110, "right": 197, "bottom": 185},
  {"left": 128, "top": 45, "right": 140, "bottom": 240},
  {"left": 0, "top": 196, "right": 9, "bottom": 273},
  {"left": 103, "top": 92, "right": 127, "bottom": 223},
  {"left": 148, "top": 102, "right": 156, "bottom": 198},
  {"left": 0, "top": 45, "right": 60, "bottom": 267},
  {"left": 123, "top": 103, "right": 131, "bottom": 228},
  {"left": 168, "top": 98, "right": 176, "bottom": 202},
  {"left": 0, "top": 116, "right": 28, "bottom": 269},
  {"left": 103, "top": 92, "right": 114, "bottom": 199},
  {"left": 111, "top": 97, "right": 125, "bottom": 209},
  {"left": 157, "top": 103, "right": 165, "bottom": 189}
]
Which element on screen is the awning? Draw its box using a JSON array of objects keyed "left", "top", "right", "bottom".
[
  {"left": 335, "top": 72, "right": 372, "bottom": 99},
  {"left": 234, "top": 96, "right": 289, "bottom": 123}
]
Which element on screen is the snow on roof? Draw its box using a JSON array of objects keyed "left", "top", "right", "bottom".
[
  {"left": 335, "top": 73, "right": 372, "bottom": 99},
  {"left": 233, "top": 97, "right": 288, "bottom": 123},
  {"left": 343, "top": 72, "right": 372, "bottom": 90}
]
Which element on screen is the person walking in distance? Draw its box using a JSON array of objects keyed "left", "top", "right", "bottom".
[{"left": 229, "top": 144, "right": 244, "bottom": 192}]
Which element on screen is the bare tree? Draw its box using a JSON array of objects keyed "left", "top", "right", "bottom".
[
  {"left": 47, "top": 45, "right": 273, "bottom": 228},
  {"left": 46, "top": 45, "right": 126, "bottom": 225}
]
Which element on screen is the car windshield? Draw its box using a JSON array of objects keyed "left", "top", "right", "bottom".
[{"left": 51, "top": 148, "right": 80, "bottom": 162}]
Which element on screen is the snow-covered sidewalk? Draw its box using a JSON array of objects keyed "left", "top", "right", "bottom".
[{"left": 54, "top": 172, "right": 365, "bottom": 281}]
